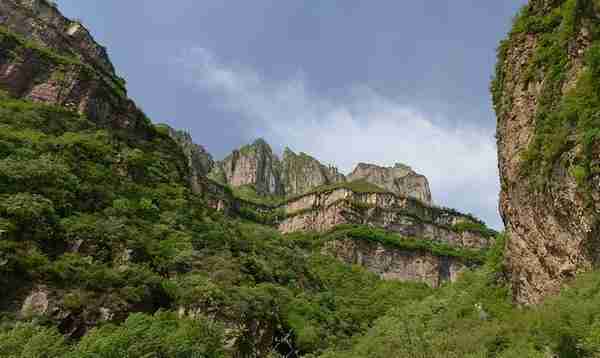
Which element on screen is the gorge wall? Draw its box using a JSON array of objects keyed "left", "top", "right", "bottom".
[{"left": 494, "top": 0, "right": 600, "bottom": 304}]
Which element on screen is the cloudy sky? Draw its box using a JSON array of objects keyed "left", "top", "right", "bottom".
[{"left": 57, "top": 1, "right": 527, "bottom": 229}]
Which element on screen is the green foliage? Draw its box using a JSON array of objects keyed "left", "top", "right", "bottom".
[
  {"left": 68, "top": 312, "right": 225, "bottom": 358},
  {"left": 326, "top": 225, "right": 488, "bottom": 264},
  {"left": 0, "top": 323, "right": 68, "bottom": 358},
  {"left": 452, "top": 221, "right": 498, "bottom": 239}
]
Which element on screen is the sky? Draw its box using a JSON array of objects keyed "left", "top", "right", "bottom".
[{"left": 56, "top": 1, "right": 528, "bottom": 229}]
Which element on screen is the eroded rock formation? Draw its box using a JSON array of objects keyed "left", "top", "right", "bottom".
[
  {"left": 279, "top": 187, "right": 490, "bottom": 249},
  {"left": 163, "top": 125, "right": 214, "bottom": 193},
  {"left": 281, "top": 147, "right": 345, "bottom": 196},
  {"left": 348, "top": 162, "right": 432, "bottom": 204},
  {"left": 0, "top": 0, "right": 150, "bottom": 134},
  {"left": 494, "top": 0, "right": 600, "bottom": 304},
  {"left": 210, "top": 139, "right": 433, "bottom": 204},
  {"left": 209, "top": 138, "right": 284, "bottom": 196},
  {"left": 325, "top": 239, "right": 466, "bottom": 288}
]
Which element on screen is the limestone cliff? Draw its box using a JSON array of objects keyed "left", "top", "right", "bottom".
[
  {"left": 209, "top": 138, "right": 284, "bottom": 196},
  {"left": 211, "top": 139, "right": 433, "bottom": 205},
  {"left": 0, "top": 0, "right": 150, "bottom": 134},
  {"left": 494, "top": 0, "right": 600, "bottom": 304},
  {"left": 279, "top": 187, "right": 491, "bottom": 249},
  {"left": 348, "top": 162, "right": 432, "bottom": 205},
  {"left": 281, "top": 147, "right": 345, "bottom": 196},
  {"left": 324, "top": 239, "right": 466, "bottom": 288},
  {"left": 163, "top": 125, "right": 214, "bottom": 193}
]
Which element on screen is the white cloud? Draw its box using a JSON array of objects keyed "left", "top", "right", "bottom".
[{"left": 175, "top": 47, "right": 502, "bottom": 229}]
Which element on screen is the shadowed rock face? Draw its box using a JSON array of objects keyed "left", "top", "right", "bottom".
[
  {"left": 281, "top": 148, "right": 345, "bottom": 196},
  {"left": 325, "top": 240, "right": 466, "bottom": 288},
  {"left": 0, "top": 0, "right": 151, "bottom": 135},
  {"left": 348, "top": 163, "right": 432, "bottom": 204},
  {"left": 209, "top": 139, "right": 285, "bottom": 196},
  {"left": 494, "top": 0, "right": 600, "bottom": 304},
  {"left": 164, "top": 125, "right": 214, "bottom": 193}
]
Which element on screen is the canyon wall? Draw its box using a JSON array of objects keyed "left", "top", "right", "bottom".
[{"left": 494, "top": 0, "right": 600, "bottom": 304}]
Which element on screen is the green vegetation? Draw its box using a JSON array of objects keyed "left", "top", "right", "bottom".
[
  {"left": 326, "top": 225, "right": 487, "bottom": 264},
  {"left": 321, "top": 233, "right": 600, "bottom": 357},
  {"left": 452, "top": 221, "right": 498, "bottom": 239},
  {"left": 232, "top": 184, "right": 285, "bottom": 206},
  {"left": 0, "top": 96, "right": 437, "bottom": 356}
]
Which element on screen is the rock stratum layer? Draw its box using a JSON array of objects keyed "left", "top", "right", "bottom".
[
  {"left": 279, "top": 188, "right": 490, "bottom": 250},
  {"left": 325, "top": 239, "right": 466, "bottom": 288},
  {"left": 494, "top": 0, "right": 600, "bottom": 304}
]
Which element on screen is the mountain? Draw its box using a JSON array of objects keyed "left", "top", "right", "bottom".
[
  {"left": 8, "top": 0, "right": 600, "bottom": 357},
  {"left": 493, "top": 0, "right": 600, "bottom": 304},
  {"left": 209, "top": 139, "right": 432, "bottom": 204},
  {"left": 0, "top": 2, "right": 494, "bottom": 356},
  {"left": 348, "top": 162, "right": 432, "bottom": 204}
]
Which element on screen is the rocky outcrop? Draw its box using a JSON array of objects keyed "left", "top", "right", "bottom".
[
  {"left": 494, "top": 0, "right": 600, "bottom": 304},
  {"left": 2, "top": 0, "right": 116, "bottom": 76},
  {"left": 281, "top": 147, "right": 345, "bottom": 196},
  {"left": 163, "top": 125, "right": 214, "bottom": 193},
  {"left": 0, "top": 0, "right": 151, "bottom": 135},
  {"left": 325, "top": 239, "right": 466, "bottom": 287},
  {"left": 209, "top": 139, "right": 284, "bottom": 196},
  {"left": 211, "top": 139, "right": 433, "bottom": 205},
  {"left": 279, "top": 187, "right": 491, "bottom": 249},
  {"left": 348, "top": 162, "right": 432, "bottom": 204}
]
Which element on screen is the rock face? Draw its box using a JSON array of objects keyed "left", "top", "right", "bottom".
[
  {"left": 325, "top": 239, "right": 466, "bottom": 288},
  {"left": 210, "top": 139, "right": 284, "bottom": 196},
  {"left": 211, "top": 139, "right": 433, "bottom": 204},
  {"left": 281, "top": 147, "right": 345, "bottom": 196},
  {"left": 0, "top": 0, "right": 151, "bottom": 135},
  {"left": 494, "top": 0, "right": 600, "bottom": 304},
  {"left": 279, "top": 187, "right": 491, "bottom": 250},
  {"left": 164, "top": 125, "right": 214, "bottom": 193},
  {"left": 348, "top": 163, "right": 432, "bottom": 204}
]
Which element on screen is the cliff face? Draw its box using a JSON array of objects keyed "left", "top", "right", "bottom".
[
  {"left": 211, "top": 139, "right": 433, "bottom": 205},
  {"left": 209, "top": 139, "right": 284, "bottom": 196},
  {"left": 163, "top": 125, "right": 214, "bottom": 193},
  {"left": 281, "top": 148, "right": 345, "bottom": 196},
  {"left": 325, "top": 239, "right": 466, "bottom": 288},
  {"left": 494, "top": 0, "right": 600, "bottom": 304},
  {"left": 348, "top": 163, "right": 432, "bottom": 205},
  {"left": 279, "top": 188, "right": 491, "bottom": 249}
]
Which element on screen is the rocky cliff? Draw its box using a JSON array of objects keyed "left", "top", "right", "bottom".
[
  {"left": 281, "top": 148, "right": 345, "bottom": 196},
  {"left": 210, "top": 139, "right": 433, "bottom": 205},
  {"left": 348, "top": 162, "right": 432, "bottom": 204},
  {"left": 162, "top": 124, "right": 214, "bottom": 193},
  {"left": 324, "top": 239, "right": 466, "bottom": 288},
  {"left": 494, "top": 0, "right": 600, "bottom": 304},
  {"left": 209, "top": 138, "right": 284, "bottom": 196},
  {"left": 0, "top": 0, "right": 152, "bottom": 134},
  {"left": 279, "top": 187, "right": 491, "bottom": 249}
]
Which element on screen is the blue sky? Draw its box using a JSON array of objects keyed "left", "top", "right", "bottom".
[{"left": 56, "top": 1, "right": 527, "bottom": 229}]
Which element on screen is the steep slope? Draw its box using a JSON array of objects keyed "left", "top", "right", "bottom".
[
  {"left": 281, "top": 147, "right": 345, "bottom": 197},
  {"left": 493, "top": 0, "right": 600, "bottom": 304},
  {"left": 161, "top": 124, "right": 214, "bottom": 193},
  {"left": 348, "top": 162, "right": 433, "bottom": 204}
]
